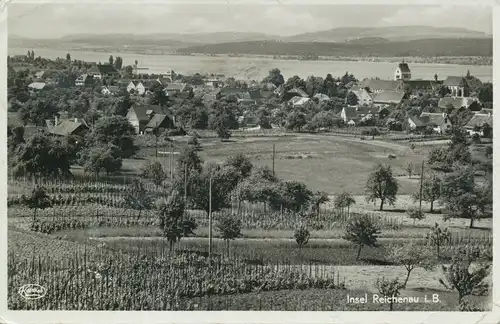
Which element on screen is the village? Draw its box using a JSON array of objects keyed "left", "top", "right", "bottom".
[
  {"left": 7, "top": 49, "right": 493, "bottom": 312},
  {"left": 8, "top": 52, "right": 493, "bottom": 140}
]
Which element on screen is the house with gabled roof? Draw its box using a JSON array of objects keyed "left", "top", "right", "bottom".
[
  {"left": 144, "top": 113, "right": 175, "bottom": 135},
  {"left": 165, "top": 83, "right": 188, "bottom": 96},
  {"left": 49, "top": 119, "right": 89, "bottom": 137},
  {"left": 372, "top": 90, "right": 406, "bottom": 106},
  {"left": 28, "top": 82, "right": 48, "bottom": 93},
  {"left": 358, "top": 79, "right": 403, "bottom": 93},
  {"left": 438, "top": 96, "right": 480, "bottom": 111},
  {"left": 127, "top": 81, "right": 146, "bottom": 95},
  {"left": 126, "top": 104, "right": 164, "bottom": 134},
  {"left": 75, "top": 74, "right": 93, "bottom": 87},
  {"left": 407, "top": 112, "right": 452, "bottom": 134},
  {"left": 404, "top": 79, "right": 442, "bottom": 95},
  {"left": 88, "top": 64, "right": 119, "bottom": 79},
  {"left": 348, "top": 88, "right": 373, "bottom": 106},
  {"left": 394, "top": 61, "right": 411, "bottom": 81},
  {"left": 282, "top": 88, "right": 308, "bottom": 101},
  {"left": 464, "top": 112, "right": 492, "bottom": 136}
]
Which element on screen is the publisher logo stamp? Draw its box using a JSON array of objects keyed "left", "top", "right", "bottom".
[{"left": 18, "top": 284, "right": 47, "bottom": 300}]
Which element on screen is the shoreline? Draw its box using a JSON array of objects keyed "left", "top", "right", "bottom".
[{"left": 8, "top": 46, "right": 493, "bottom": 66}]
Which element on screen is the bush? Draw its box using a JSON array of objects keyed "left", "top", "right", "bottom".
[
  {"left": 406, "top": 207, "right": 425, "bottom": 225},
  {"left": 294, "top": 226, "right": 310, "bottom": 249}
]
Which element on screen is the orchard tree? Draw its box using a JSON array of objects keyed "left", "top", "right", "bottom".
[
  {"left": 426, "top": 223, "right": 451, "bottom": 258},
  {"left": 85, "top": 115, "right": 137, "bottom": 158},
  {"left": 156, "top": 190, "right": 190, "bottom": 251},
  {"left": 125, "top": 179, "right": 154, "bottom": 220},
  {"left": 334, "top": 191, "right": 356, "bottom": 217},
  {"left": 405, "top": 162, "right": 413, "bottom": 179},
  {"left": 286, "top": 112, "right": 307, "bottom": 132},
  {"left": 388, "top": 244, "right": 436, "bottom": 288},
  {"left": 308, "top": 191, "right": 330, "bottom": 217},
  {"left": 343, "top": 214, "right": 381, "bottom": 261},
  {"left": 22, "top": 186, "right": 52, "bottom": 222},
  {"left": 413, "top": 173, "right": 442, "bottom": 213},
  {"left": 224, "top": 153, "right": 253, "bottom": 179},
  {"left": 140, "top": 161, "right": 167, "bottom": 188},
  {"left": 406, "top": 207, "right": 425, "bottom": 225},
  {"left": 216, "top": 214, "right": 242, "bottom": 257},
  {"left": 262, "top": 68, "right": 284, "bottom": 87},
  {"left": 79, "top": 144, "right": 122, "bottom": 177},
  {"left": 439, "top": 246, "right": 491, "bottom": 304},
  {"left": 374, "top": 277, "right": 405, "bottom": 311},
  {"left": 365, "top": 164, "right": 399, "bottom": 211}
]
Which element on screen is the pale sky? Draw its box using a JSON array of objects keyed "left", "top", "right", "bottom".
[{"left": 8, "top": 3, "right": 492, "bottom": 38}]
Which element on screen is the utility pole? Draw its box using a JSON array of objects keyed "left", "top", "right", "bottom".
[
  {"left": 155, "top": 122, "right": 158, "bottom": 158},
  {"left": 272, "top": 144, "right": 275, "bottom": 176},
  {"left": 169, "top": 143, "right": 173, "bottom": 180},
  {"left": 208, "top": 177, "right": 213, "bottom": 259},
  {"left": 419, "top": 160, "right": 424, "bottom": 212},
  {"left": 183, "top": 163, "right": 187, "bottom": 222}
]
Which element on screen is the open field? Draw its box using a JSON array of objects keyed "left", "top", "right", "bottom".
[{"left": 134, "top": 133, "right": 432, "bottom": 195}]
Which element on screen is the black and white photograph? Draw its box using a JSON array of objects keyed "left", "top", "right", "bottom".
[{"left": 3, "top": 1, "right": 495, "bottom": 315}]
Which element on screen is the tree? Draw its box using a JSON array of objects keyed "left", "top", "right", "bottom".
[
  {"left": 308, "top": 191, "right": 330, "bottom": 217},
  {"left": 426, "top": 223, "right": 451, "bottom": 258},
  {"left": 209, "top": 99, "right": 238, "bottom": 141},
  {"left": 388, "top": 244, "right": 436, "bottom": 288},
  {"left": 343, "top": 214, "right": 381, "bottom": 261},
  {"left": 7, "top": 125, "right": 25, "bottom": 154},
  {"left": 482, "top": 123, "right": 492, "bottom": 138},
  {"left": 405, "top": 162, "right": 413, "bottom": 179},
  {"left": 177, "top": 145, "right": 203, "bottom": 176},
  {"left": 19, "top": 98, "right": 58, "bottom": 126},
  {"left": 22, "top": 186, "right": 52, "bottom": 222},
  {"left": 216, "top": 214, "right": 242, "bottom": 257},
  {"left": 85, "top": 115, "right": 137, "bottom": 158},
  {"left": 124, "top": 179, "right": 154, "bottom": 219},
  {"left": 374, "top": 277, "right": 405, "bottom": 311},
  {"left": 66, "top": 53, "right": 71, "bottom": 61},
  {"left": 413, "top": 173, "right": 442, "bottom": 213},
  {"left": 262, "top": 68, "right": 284, "bottom": 87},
  {"left": 286, "top": 112, "right": 306, "bottom": 132},
  {"left": 334, "top": 191, "right": 356, "bottom": 217},
  {"left": 140, "top": 162, "right": 167, "bottom": 188},
  {"left": 270, "top": 181, "right": 313, "bottom": 213},
  {"left": 440, "top": 166, "right": 489, "bottom": 228},
  {"left": 439, "top": 246, "right": 491, "bottom": 304},
  {"left": 12, "top": 133, "right": 72, "bottom": 177},
  {"left": 79, "top": 143, "right": 122, "bottom": 176},
  {"left": 114, "top": 56, "right": 123, "bottom": 70},
  {"left": 406, "top": 207, "right": 425, "bottom": 225},
  {"left": 346, "top": 92, "right": 359, "bottom": 106},
  {"left": 224, "top": 154, "right": 253, "bottom": 180},
  {"left": 294, "top": 226, "right": 310, "bottom": 249},
  {"left": 156, "top": 190, "right": 190, "bottom": 251},
  {"left": 365, "top": 164, "right": 399, "bottom": 211},
  {"left": 109, "top": 55, "right": 114, "bottom": 65}
]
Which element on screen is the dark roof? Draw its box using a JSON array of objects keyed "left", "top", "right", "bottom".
[
  {"left": 89, "top": 64, "right": 118, "bottom": 74},
  {"left": 398, "top": 63, "right": 411, "bottom": 73},
  {"left": 419, "top": 112, "right": 450, "bottom": 126},
  {"left": 49, "top": 120, "right": 88, "bottom": 136},
  {"left": 287, "top": 88, "right": 308, "bottom": 98},
  {"left": 438, "top": 97, "right": 475, "bottom": 110},
  {"left": 106, "top": 85, "right": 120, "bottom": 92},
  {"left": 359, "top": 79, "right": 402, "bottom": 92},
  {"left": 343, "top": 107, "right": 357, "bottom": 119},
  {"left": 129, "top": 104, "right": 163, "bottom": 122},
  {"left": 465, "top": 114, "right": 492, "bottom": 129},
  {"left": 249, "top": 90, "right": 262, "bottom": 100},
  {"left": 372, "top": 91, "right": 405, "bottom": 104},
  {"left": 404, "top": 80, "right": 441, "bottom": 90},
  {"left": 145, "top": 113, "right": 172, "bottom": 129},
  {"left": 443, "top": 76, "right": 467, "bottom": 87},
  {"left": 408, "top": 115, "right": 426, "bottom": 127}
]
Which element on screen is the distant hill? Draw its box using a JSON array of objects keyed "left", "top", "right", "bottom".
[
  {"left": 176, "top": 38, "right": 493, "bottom": 57},
  {"left": 346, "top": 37, "right": 390, "bottom": 45},
  {"left": 283, "top": 26, "right": 490, "bottom": 42}
]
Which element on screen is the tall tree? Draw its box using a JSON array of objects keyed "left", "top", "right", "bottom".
[
  {"left": 262, "top": 68, "right": 285, "bottom": 87},
  {"left": 66, "top": 53, "right": 71, "bottom": 61},
  {"left": 109, "top": 55, "right": 114, "bottom": 65},
  {"left": 21, "top": 186, "right": 52, "bottom": 222},
  {"left": 365, "top": 164, "right": 399, "bottom": 211},
  {"left": 84, "top": 115, "right": 137, "bottom": 158},
  {"left": 413, "top": 173, "right": 442, "bottom": 213},
  {"left": 156, "top": 190, "right": 189, "bottom": 251},
  {"left": 216, "top": 214, "right": 242, "bottom": 257},
  {"left": 125, "top": 179, "right": 154, "bottom": 220},
  {"left": 343, "top": 214, "right": 381, "bottom": 261}
]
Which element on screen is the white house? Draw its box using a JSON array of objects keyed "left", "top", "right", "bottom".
[
  {"left": 408, "top": 112, "right": 452, "bottom": 134},
  {"left": 348, "top": 88, "right": 373, "bottom": 106},
  {"left": 394, "top": 61, "right": 411, "bottom": 81},
  {"left": 75, "top": 74, "right": 89, "bottom": 86},
  {"left": 127, "top": 81, "right": 146, "bottom": 95},
  {"left": 464, "top": 112, "right": 492, "bottom": 136}
]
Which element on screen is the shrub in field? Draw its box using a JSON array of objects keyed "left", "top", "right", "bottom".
[
  {"left": 334, "top": 191, "right": 356, "bottom": 217},
  {"left": 365, "top": 164, "right": 398, "bottom": 211},
  {"left": 342, "top": 214, "right": 381, "bottom": 261},
  {"left": 426, "top": 223, "right": 451, "bottom": 258},
  {"left": 294, "top": 226, "right": 310, "bottom": 249},
  {"left": 216, "top": 214, "right": 242, "bottom": 257},
  {"left": 308, "top": 191, "right": 330, "bottom": 217},
  {"left": 388, "top": 244, "right": 436, "bottom": 288},
  {"left": 21, "top": 186, "right": 52, "bottom": 222},
  {"left": 405, "top": 162, "right": 413, "bottom": 179},
  {"left": 439, "top": 245, "right": 491, "bottom": 304},
  {"left": 224, "top": 154, "right": 253, "bottom": 180},
  {"left": 374, "top": 277, "right": 405, "bottom": 311},
  {"left": 125, "top": 179, "right": 154, "bottom": 220},
  {"left": 140, "top": 162, "right": 167, "bottom": 188},
  {"left": 406, "top": 207, "right": 425, "bottom": 225}
]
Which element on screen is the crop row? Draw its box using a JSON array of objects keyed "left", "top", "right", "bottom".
[{"left": 8, "top": 248, "right": 345, "bottom": 310}]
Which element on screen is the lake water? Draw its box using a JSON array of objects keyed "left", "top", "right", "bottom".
[{"left": 9, "top": 47, "right": 492, "bottom": 82}]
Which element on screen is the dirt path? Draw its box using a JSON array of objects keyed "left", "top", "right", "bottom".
[{"left": 301, "top": 133, "right": 411, "bottom": 152}]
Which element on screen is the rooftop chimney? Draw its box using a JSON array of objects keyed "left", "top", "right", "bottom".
[{"left": 74, "top": 118, "right": 78, "bottom": 123}]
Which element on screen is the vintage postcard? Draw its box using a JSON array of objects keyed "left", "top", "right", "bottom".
[{"left": 1, "top": 0, "right": 498, "bottom": 323}]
